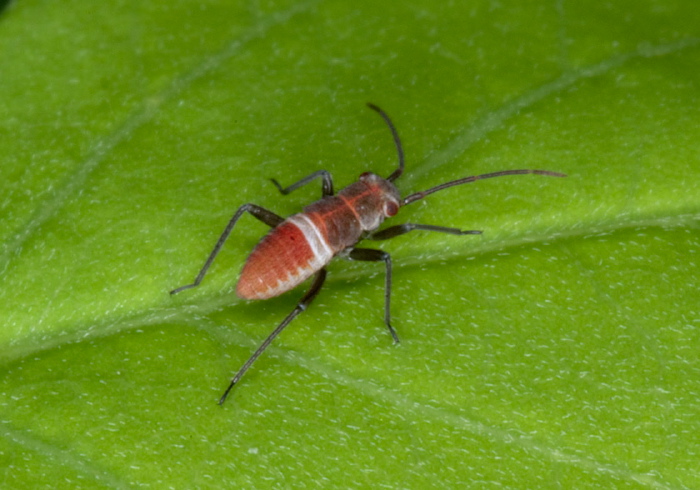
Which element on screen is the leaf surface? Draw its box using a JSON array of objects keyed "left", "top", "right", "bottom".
[{"left": 1, "top": 0, "right": 699, "bottom": 487}]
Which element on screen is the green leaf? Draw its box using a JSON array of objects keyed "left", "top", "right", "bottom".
[{"left": 1, "top": 0, "right": 699, "bottom": 487}]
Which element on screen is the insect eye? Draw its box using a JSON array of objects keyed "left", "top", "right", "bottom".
[
  {"left": 384, "top": 201, "right": 399, "bottom": 217},
  {"left": 359, "top": 172, "right": 371, "bottom": 179}
]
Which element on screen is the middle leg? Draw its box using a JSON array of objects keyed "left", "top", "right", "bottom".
[{"left": 347, "top": 247, "right": 399, "bottom": 344}]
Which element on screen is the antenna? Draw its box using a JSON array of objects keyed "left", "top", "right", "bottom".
[
  {"left": 402, "top": 169, "right": 567, "bottom": 205},
  {"left": 366, "top": 103, "right": 404, "bottom": 182}
]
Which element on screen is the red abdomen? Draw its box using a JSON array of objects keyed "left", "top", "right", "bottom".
[
  {"left": 236, "top": 214, "right": 334, "bottom": 299},
  {"left": 236, "top": 177, "right": 394, "bottom": 300}
]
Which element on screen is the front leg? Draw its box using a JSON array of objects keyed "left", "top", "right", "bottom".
[
  {"left": 367, "top": 223, "right": 482, "bottom": 241},
  {"left": 271, "top": 170, "right": 334, "bottom": 197}
]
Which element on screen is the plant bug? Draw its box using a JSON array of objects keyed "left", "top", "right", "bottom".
[{"left": 171, "top": 104, "right": 566, "bottom": 404}]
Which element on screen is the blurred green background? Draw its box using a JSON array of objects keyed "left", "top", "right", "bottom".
[{"left": 0, "top": 0, "right": 698, "bottom": 487}]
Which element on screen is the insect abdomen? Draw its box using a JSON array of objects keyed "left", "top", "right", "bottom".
[
  {"left": 236, "top": 184, "right": 387, "bottom": 300},
  {"left": 236, "top": 215, "right": 335, "bottom": 300}
]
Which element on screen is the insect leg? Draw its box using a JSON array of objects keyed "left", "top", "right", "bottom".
[
  {"left": 347, "top": 248, "right": 399, "bottom": 344},
  {"left": 170, "top": 204, "right": 284, "bottom": 295},
  {"left": 270, "top": 169, "right": 334, "bottom": 197},
  {"left": 368, "top": 223, "right": 482, "bottom": 241},
  {"left": 219, "top": 268, "right": 327, "bottom": 405}
]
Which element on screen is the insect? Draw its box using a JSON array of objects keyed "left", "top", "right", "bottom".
[{"left": 171, "top": 104, "right": 566, "bottom": 405}]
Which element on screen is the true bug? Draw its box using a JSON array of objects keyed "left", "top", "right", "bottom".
[{"left": 171, "top": 104, "right": 566, "bottom": 404}]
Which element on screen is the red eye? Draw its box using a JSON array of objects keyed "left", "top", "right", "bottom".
[
  {"left": 384, "top": 201, "right": 399, "bottom": 217},
  {"left": 359, "top": 172, "right": 371, "bottom": 179}
]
